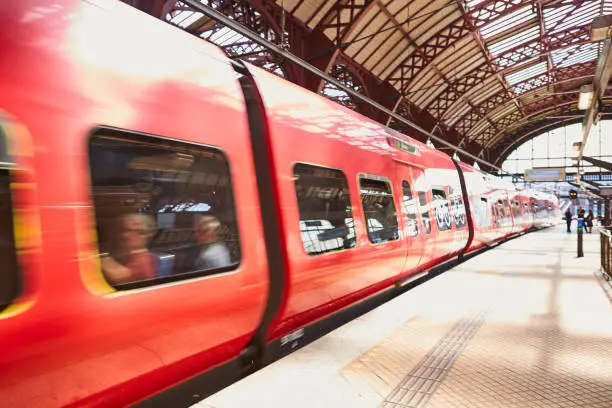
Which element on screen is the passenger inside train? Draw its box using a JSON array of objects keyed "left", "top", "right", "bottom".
[
  {"left": 90, "top": 129, "right": 241, "bottom": 288},
  {"left": 189, "top": 214, "right": 231, "bottom": 270},
  {"left": 100, "top": 213, "right": 158, "bottom": 285}
]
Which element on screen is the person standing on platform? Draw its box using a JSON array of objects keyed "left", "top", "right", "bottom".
[
  {"left": 578, "top": 205, "right": 585, "bottom": 219},
  {"left": 586, "top": 209, "right": 594, "bottom": 233},
  {"left": 565, "top": 208, "right": 572, "bottom": 233}
]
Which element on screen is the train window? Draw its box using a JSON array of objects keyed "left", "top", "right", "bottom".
[
  {"left": 359, "top": 176, "right": 399, "bottom": 243},
  {"left": 449, "top": 187, "right": 466, "bottom": 229},
  {"left": 0, "top": 168, "right": 19, "bottom": 311},
  {"left": 503, "top": 199, "right": 512, "bottom": 220},
  {"left": 401, "top": 181, "right": 418, "bottom": 237},
  {"left": 512, "top": 200, "right": 521, "bottom": 220},
  {"left": 418, "top": 191, "right": 432, "bottom": 234},
  {"left": 294, "top": 164, "right": 356, "bottom": 255},
  {"left": 89, "top": 129, "right": 241, "bottom": 291},
  {"left": 432, "top": 188, "right": 451, "bottom": 231}
]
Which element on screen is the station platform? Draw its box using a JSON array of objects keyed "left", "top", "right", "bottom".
[{"left": 193, "top": 225, "right": 612, "bottom": 408}]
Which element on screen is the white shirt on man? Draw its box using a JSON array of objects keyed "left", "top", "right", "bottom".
[{"left": 196, "top": 242, "right": 231, "bottom": 270}]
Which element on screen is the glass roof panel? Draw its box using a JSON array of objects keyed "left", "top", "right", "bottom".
[
  {"left": 488, "top": 26, "right": 539, "bottom": 56},
  {"left": 168, "top": 9, "right": 203, "bottom": 28},
  {"left": 164, "top": 1, "right": 285, "bottom": 78},
  {"left": 465, "top": 0, "right": 487, "bottom": 9},
  {"left": 480, "top": 5, "right": 537, "bottom": 40},
  {"left": 546, "top": 2, "right": 600, "bottom": 34},
  {"left": 505, "top": 61, "right": 547, "bottom": 86},
  {"left": 552, "top": 43, "right": 599, "bottom": 68},
  {"left": 542, "top": 5, "right": 574, "bottom": 31}
]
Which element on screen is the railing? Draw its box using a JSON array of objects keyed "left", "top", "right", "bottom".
[{"left": 600, "top": 228, "right": 612, "bottom": 282}]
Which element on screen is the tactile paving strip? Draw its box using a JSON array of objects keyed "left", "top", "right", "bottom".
[{"left": 379, "top": 309, "right": 489, "bottom": 408}]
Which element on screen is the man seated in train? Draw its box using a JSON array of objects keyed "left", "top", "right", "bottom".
[
  {"left": 101, "top": 213, "right": 158, "bottom": 285},
  {"left": 189, "top": 214, "right": 231, "bottom": 270}
]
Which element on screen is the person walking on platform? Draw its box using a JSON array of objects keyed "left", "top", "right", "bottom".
[{"left": 565, "top": 208, "right": 572, "bottom": 233}]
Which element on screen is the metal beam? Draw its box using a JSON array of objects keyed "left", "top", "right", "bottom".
[
  {"left": 180, "top": 0, "right": 503, "bottom": 171},
  {"left": 580, "top": 38, "right": 612, "bottom": 162},
  {"left": 568, "top": 181, "right": 604, "bottom": 198},
  {"left": 582, "top": 156, "right": 612, "bottom": 172}
]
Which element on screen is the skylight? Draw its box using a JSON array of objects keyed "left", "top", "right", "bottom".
[
  {"left": 168, "top": 9, "right": 203, "bottom": 28},
  {"left": 552, "top": 43, "right": 599, "bottom": 68},
  {"left": 164, "top": 1, "right": 285, "bottom": 78},
  {"left": 488, "top": 26, "right": 539, "bottom": 56},
  {"left": 505, "top": 61, "right": 547, "bottom": 86},
  {"left": 209, "top": 26, "right": 256, "bottom": 47},
  {"left": 480, "top": 5, "right": 537, "bottom": 39},
  {"left": 465, "top": 0, "right": 487, "bottom": 9},
  {"left": 544, "top": 1, "right": 600, "bottom": 34}
]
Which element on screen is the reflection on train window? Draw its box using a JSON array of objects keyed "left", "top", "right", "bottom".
[
  {"left": 0, "top": 169, "right": 19, "bottom": 311},
  {"left": 359, "top": 176, "right": 399, "bottom": 243},
  {"left": 449, "top": 187, "right": 466, "bottom": 229},
  {"left": 512, "top": 200, "right": 521, "bottom": 221},
  {"left": 89, "top": 129, "right": 241, "bottom": 290},
  {"left": 432, "top": 188, "right": 451, "bottom": 231},
  {"left": 293, "top": 163, "right": 356, "bottom": 255},
  {"left": 494, "top": 200, "right": 505, "bottom": 225},
  {"left": 418, "top": 191, "right": 431, "bottom": 234},
  {"left": 401, "top": 181, "right": 418, "bottom": 237}
]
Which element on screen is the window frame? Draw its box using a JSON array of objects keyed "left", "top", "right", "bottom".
[
  {"left": 431, "top": 186, "right": 452, "bottom": 232},
  {"left": 417, "top": 190, "right": 432, "bottom": 234},
  {"left": 358, "top": 173, "right": 400, "bottom": 244},
  {"left": 401, "top": 179, "right": 419, "bottom": 237},
  {"left": 292, "top": 161, "right": 357, "bottom": 257},
  {"left": 449, "top": 186, "right": 467, "bottom": 230},
  {"left": 0, "top": 120, "right": 21, "bottom": 313},
  {"left": 87, "top": 126, "right": 242, "bottom": 292}
]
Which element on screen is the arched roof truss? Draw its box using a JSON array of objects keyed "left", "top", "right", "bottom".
[
  {"left": 273, "top": 0, "right": 612, "bottom": 156},
  {"left": 165, "top": 0, "right": 288, "bottom": 77},
  {"left": 128, "top": 0, "right": 612, "bottom": 164}
]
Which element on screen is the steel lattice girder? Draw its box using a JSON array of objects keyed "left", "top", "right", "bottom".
[
  {"left": 428, "top": 25, "right": 592, "bottom": 122},
  {"left": 491, "top": 105, "right": 612, "bottom": 166},
  {"left": 386, "top": 0, "right": 532, "bottom": 88},
  {"left": 444, "top": 1, "right": 601, "bottom": 149},
  {"left": 126, "top": 0, "right": 483, "bottom": 158},
  {"left": 126, "top": 0, "right": 609, "bottom": 163},
  {"left": 390, "top": 0, "right": 600, "bottom": 152},
  {"left": 315, "top": 0, "right": 375, "bottom": 43},
  {"left": 462, "top": 60, "right": 598, "bottom": 141},
  {"left": 490, "top": 97, "right": 612, "bottom": 165}
]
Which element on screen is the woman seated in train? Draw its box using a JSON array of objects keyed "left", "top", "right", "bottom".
[{"left": 101, "top": 213, "right": 159, "bottom": 285}]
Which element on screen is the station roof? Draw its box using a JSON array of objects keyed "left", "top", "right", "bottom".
[
  {"left": 134, "top": 0, "right": 612, "bottom": 166},
  {"left": 276, "top": 0, "right": 612, "bottom": 159}
]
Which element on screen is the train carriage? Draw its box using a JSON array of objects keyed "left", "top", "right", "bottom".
[{"left": 0, "top": 1, "right": 560, "bottom": 407}]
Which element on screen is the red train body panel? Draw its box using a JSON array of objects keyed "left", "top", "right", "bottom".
[{"left": 0, "top": 1, "right": 560, "bottom": 407}]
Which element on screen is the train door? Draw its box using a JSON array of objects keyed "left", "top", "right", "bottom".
[{"left": 394, "top": 163, "right": 425, "bottom": 273}]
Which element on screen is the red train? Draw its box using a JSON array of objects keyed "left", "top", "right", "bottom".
[{"left": 0, "top": 1, "right": 560, "bottom": 407}]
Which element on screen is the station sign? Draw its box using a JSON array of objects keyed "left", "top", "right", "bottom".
[{"left": 524, "top": 167, "right": 566, "bottom": 182}]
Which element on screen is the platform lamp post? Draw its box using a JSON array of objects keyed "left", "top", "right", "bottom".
[
  {"left": 571, "top": 178, "right": 584, "bottom": 257},
  {"left": 577, "top": 214, "right": 584, "bottom": 258}
]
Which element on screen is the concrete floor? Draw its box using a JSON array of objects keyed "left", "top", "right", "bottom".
[{"left": 194, "top": 225, "right": 612, "bottom": 408}]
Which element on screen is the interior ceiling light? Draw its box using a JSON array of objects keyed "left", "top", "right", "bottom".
[{"left": 578, "top": 84, "right": 594, "bottom": 110}]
